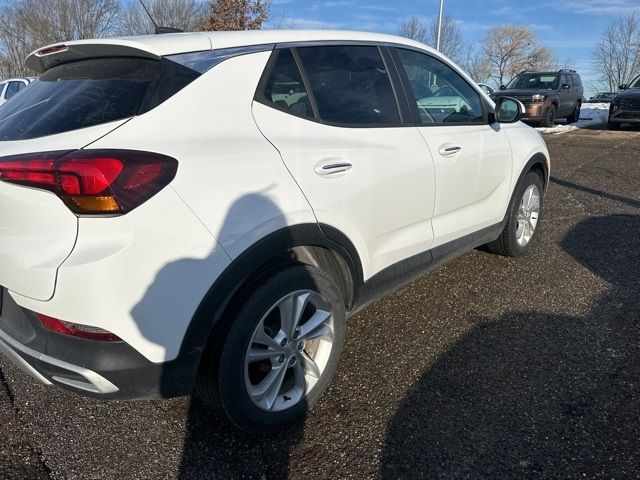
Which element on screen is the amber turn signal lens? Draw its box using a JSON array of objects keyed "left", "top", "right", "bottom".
[{"left": 66, "top": 196, "right": 120, "bottom": 214}]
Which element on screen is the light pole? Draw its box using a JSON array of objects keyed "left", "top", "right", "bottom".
[{"left": 435, "top": 0, "right": 444, "bottom": 52}]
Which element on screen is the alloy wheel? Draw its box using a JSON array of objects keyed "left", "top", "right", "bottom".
[
  {"left": 244, "top": 290, "right": 334, "bottom": 412},
  {"left": 515, "top": 184, "right": 540, "bottom": 247}
]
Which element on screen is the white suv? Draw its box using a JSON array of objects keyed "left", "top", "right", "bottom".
[
  {"left": 0, "top": 77, "right": 34, "bottom": 106},
  {"left": 0, "top": 30, "right": 549, "bottom": 432}
]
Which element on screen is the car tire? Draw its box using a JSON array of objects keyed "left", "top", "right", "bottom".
[
  {"left": 485, "top": 171, "right": 544, "bottom": 257},
  {"left": 197, "top": 264, "right": 346, "bottom": 433},
  {"left": 607, "top": 121, "right": 620, "bottom": 131},
  {"left": 540, "top": 105, "right": 556, "bottom": 127},
  {"left": 566, "top": 102, "right": 581, "bottom": 123}
]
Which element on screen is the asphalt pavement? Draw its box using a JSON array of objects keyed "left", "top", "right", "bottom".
[{"left": 1, "top": 126, "right": 639, "bottom": 479}]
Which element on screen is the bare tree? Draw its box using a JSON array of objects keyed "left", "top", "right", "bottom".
[
  {"left": 398, "top": 16, "right": 462, "bottom": 62},
  {"left": 398, "top": 17, "right": 428, "bottom": 44},
  {"left": 201, "top": 0, "right": 270, "bottom": 31},
  {"left": 0, "top": 0, "right": 120, "bottom": 78},
  {"left": 0, "top": 2, "right": 32, "bottom": 78},
  {"left": 593, "top": 13, "right": 640, "bottom": 91},
  {"left": 463, "top": 43, "right": 493, "bottom": 84},
  {"left": 427, "top": 16, "right": 462, "bottom": 62},
  {"left": 119, "top": 0, "right": 206, "bottom": 36},
  {"left": 483, "top": 25, "right": 557, "bottom": 86}
]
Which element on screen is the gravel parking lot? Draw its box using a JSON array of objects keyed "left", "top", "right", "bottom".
[{"left": 1, "top": 126, "right": 639, "bottom": 480}]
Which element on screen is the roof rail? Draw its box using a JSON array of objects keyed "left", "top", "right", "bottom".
[{"left": 559, "top": 69, "right": 577, "bottom": 73}]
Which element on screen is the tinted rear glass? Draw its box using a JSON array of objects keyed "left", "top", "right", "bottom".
[{"left": 0, "top": 57, "right": 199, "bottom": 141}]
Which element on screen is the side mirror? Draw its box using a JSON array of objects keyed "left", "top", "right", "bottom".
[
  {"left": 492, "top": 97, "right": 524, "bottom": 124},
  {"left": 619, "top": 84, "right": 627, "bottom": 91},
  {"left": 561, "top": 83, "right": 571, "bottom": 91},
  {"left": 499, "top": 85, "right": 506, "bottom": 90}
]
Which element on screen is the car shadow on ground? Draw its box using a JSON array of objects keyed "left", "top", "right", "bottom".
[{"left": 379, "top": 214, "right": 640, "bottom": 479}]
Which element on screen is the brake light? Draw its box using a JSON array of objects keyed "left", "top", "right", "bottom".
[
  {"left": 0, "top": 149, "right": 177, "bottom": 215},
  {"left": 35, "top": 313, "right": 121, "bottom": 342},
  {"left": 35, "top": 44, "right": 68, "bottom": 57}
]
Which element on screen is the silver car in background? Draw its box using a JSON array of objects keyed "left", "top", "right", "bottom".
[{"left": 0, "top": 77, "right": 34, "bottom": 106}]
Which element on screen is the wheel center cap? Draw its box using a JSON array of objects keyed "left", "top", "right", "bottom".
[{"left": 284, "top": 343, "right": 295, "bottom": 355}]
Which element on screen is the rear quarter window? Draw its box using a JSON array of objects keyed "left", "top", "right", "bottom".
[
  {"left": 257, "top": 49, "right": 314, "bottom": 119},
  {"left": 0, "top": 57, "right": 199, "bottom": 141}
]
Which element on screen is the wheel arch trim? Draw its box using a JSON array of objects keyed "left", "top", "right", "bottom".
[
  {"left": 176, "top": 222, "right": 362, "bottom": 365},
  {"left": 503, "top": 152, "right": 549, "bottom": 226}
]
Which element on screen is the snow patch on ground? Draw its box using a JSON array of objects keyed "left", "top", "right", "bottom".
[{"left": 536, "top": 103, "right": 610, "bottom": 134}]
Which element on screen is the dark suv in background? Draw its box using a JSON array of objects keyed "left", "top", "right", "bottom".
[
  {"left": 491, "top": 69, "right": 583, "bottom": 127},
  {"left": 608, "top": 74, "right": 640, "bottom": 130}
]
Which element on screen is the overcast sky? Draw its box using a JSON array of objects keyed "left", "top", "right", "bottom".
[{"left": 266, "top": 0, "right": 640, "bottom": 95}]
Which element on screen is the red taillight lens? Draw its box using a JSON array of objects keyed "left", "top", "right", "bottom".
[
  {"left": 0, "top": 149, "right": 177, "bottom": 215},
  {"left": 35, "top": 313, "right": 121, "bottom": 342}
]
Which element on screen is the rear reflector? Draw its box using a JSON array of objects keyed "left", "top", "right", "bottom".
[
  {"left": 0, "top": 149, "right": 177, "bottom": 215},
  {"left": 35, "top": 313, "right": 121, "bottom": 342}
]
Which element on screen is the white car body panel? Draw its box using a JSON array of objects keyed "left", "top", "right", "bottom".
[
  {"left": 253, "top": 102, "right": 436, "bottom": 279},
  {"left": 0, "top": 121, "right": 132, "bottom": 301},
  {"left": 502, "top": 123, "right": 551, "bottom": 185},
  {"left": 11, "top": 184, "right": 230, "bottom": 362},
  {"left": 417, "top": 124, "right": 512, "bottom": 246}
]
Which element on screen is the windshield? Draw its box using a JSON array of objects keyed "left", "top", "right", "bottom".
[
  {"left": 0, "top": 56, "right": 199, "bottom": 141},
  {"left": 506, "top": 73, "right": 559, "bottom": 90},
  {"left": 628, "top": 75, "right": 640, "bottom": 88}
]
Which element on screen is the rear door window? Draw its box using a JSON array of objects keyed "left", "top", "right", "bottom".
[
  {"left": 296, "top": 45, "right": 401, "bottom": 126},
  {"left": 0, "top": 57, "right": 199, "bottom": 141}
]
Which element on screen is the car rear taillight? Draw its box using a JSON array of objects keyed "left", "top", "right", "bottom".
[
  {"left": 0, "top": 149, "right": 177, "bottom": 215},
  {"left": 35, "top": 313, "right": 121, "bottom": 342}
]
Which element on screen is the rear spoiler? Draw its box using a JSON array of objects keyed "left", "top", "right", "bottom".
[{"left": 26, "top": 34, "right": 212, "bottom": 73}]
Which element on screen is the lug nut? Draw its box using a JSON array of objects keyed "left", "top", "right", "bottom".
[
  {"left": 297, "top": 342, "right": 304, "bottom": 351},
  {"left": 280, "top": 338, "right": 287, "bottom": 347},
  {"left": 277, "top": 354, "right": 285, "bottom": 363},
  {"left": 293, "top": 328, "right": 300, "bottom": 339},
  {"left": 288, "top": 356, "right": 297, "bottom": 366}
]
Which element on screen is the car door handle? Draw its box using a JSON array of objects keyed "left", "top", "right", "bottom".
[
  {"left": 314, "top": 161, "right": 353, "bottom": 176},
  {"left": 438, "top": 144, "right": 461, "bottom": 156}
]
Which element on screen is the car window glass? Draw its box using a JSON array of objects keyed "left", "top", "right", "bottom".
[
  {"left": 296, "top": 45, "right": 401, "bottom": 125},
  {"left": 506, "top": 74, "right": 558, "bottom": 90},
  {"left": 259, "top": 49, "right": 313, "bottom": 119},
  {"left": 5, "top": 81, "right": 22, "bottom": 100},
  {"left": 395, "top": 48, "right": 484, "bottom": 125},
  {"left": 0, "top": 58, "right": 199, "bottom": 141}
]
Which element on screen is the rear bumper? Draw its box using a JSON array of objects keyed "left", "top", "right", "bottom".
[{"left": 0, "top": 288, "right": 197, "bottom": 400}]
